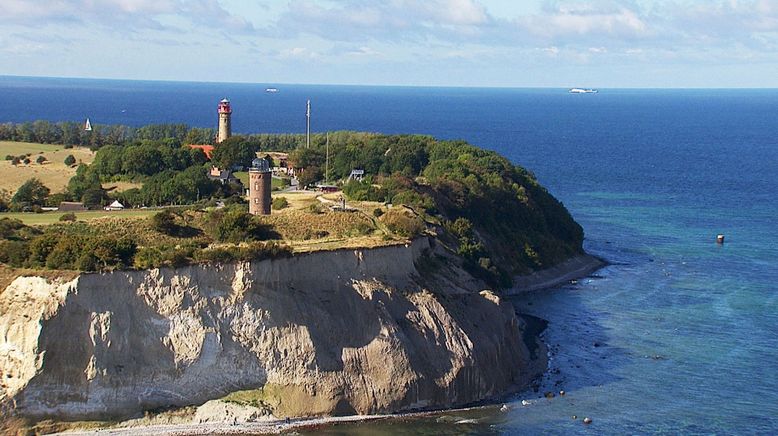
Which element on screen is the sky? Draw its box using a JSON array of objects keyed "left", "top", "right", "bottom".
[{"left": 1, "top": 0, "right": 778, "bottom": 88}]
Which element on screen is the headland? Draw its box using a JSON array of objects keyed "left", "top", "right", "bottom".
[{"left": 0, "top": 104, "right": 602, "bottom": 433}]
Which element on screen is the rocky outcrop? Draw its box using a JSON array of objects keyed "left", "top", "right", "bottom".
[{"left": 0, "top": 238, "right": 545, "bottom": 420}]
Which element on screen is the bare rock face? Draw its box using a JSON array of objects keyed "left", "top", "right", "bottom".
[{"left": 0, "top": 238, "right": 545, "bottom": 420}]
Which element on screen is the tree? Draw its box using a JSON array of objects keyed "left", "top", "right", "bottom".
[
  {"left": 81, "top": 187, "right": 107, "bottom": 208},
  {"left": 36, "top": 155, "right": 47, "bottom": 164},
  {"left": 64, "top": 154, "right": 76, "bottom": 166},
  {"left": 12, "top": 178, "right": 50, "bottom": 207},
  {"left": 211, "top": 136, "right": 258, "bottom": 169},
  {"left": 296, "top": 166, "right": 322, "bottom": 189},
  {"left": 0, "top": 189, "right": 10, "bottom": 212},
  {"left": 68, "top": 165, "right": 104, "bottom": 201}
]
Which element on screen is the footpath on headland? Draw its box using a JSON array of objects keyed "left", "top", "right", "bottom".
[{"left": 505, "top": 254, "right": 606, "bottom": 296}]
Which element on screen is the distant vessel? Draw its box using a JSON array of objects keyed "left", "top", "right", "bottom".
[
  {"left": 265, "top": 88, "right": 278, "bottom": 93},
  {"left": 84, "top": 118, "right": 92, "bottom": 131},
  {"left": 569, "top": 88, "right": 598, "bottom": 94}
]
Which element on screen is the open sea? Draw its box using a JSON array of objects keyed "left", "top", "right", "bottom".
[{"left": 2, "top": 76, "right": 778, "bottom": 434}]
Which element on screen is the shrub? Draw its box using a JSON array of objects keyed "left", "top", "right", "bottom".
[
  {"left": 151, "top": 210, "right": 178, "bottom": 235},
  {"left": 301, "top": 229, "right": 329, "bottom": 240},
  {"left": 271, "top": 197, "right": 288, "bottom": 210},
  {"left": 308, "top": 203, "right": 324, "bottom": 214},
  {"left": 0, "top": 218, "right": 27, "bottom": 239},
  {"left": 206, "top": 208, "right": 279, "bottom": 243},
  {"left": 64, "top": 155, "right": 76, "bottom": 166},
  {"left": 380, "top": 208, "right": 424, "bottom": 238},
  {"left": 164, "top": 248, "right": 193, "bottom": 268},
  {"left": 0, "top": 240, "right": 29, "bottom": 267},
  {"left": 4, "top": 155, "right": 12, "bottom": 161},
  {"left": 36, "top": 155, "right": 47, "bottom": 164},
  {"left": 349, "top": 221, "right": 374, "bottom": 236},
  {"left": 372, "top": 208, "right": 384, "bottom": 218},
  {"left": 133, "top": 247, "right": 165, "bottom": 269},
  {"left": 237, "top": 241, "right": 292, "bottom": 261},
  {"left": 22, "top": 158, "right": 30, "bottom": 165},
  {"left": 194, "top": 247, "right": 236, "bottom": 264},
  {"left": 59, "top": 212, "right": 77, "bottom": 222}
]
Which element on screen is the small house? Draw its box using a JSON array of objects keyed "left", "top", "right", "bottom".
[
  {"left": 105, "top": 200, "right": 125, "bottom": 211},
  {"left": 208, "top": 166, "right": 242, "bottom": 186}
]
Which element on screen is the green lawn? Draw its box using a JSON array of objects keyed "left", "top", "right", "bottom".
[{"left": 1, "top": 209, "right": 157, "bottom": 226}]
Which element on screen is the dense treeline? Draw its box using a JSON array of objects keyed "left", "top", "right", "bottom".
[
  {"left": 2, "top": 123, "right": 584, "bottom": 281},
  {"left": 0, "top": 120, "right": 308, "bottom": 152},
  {"left": 286, "top": 131, "right": 584, "bottom": 280},
  {"left": 0, "top": 121, "right": 213, "bottom": 149}
]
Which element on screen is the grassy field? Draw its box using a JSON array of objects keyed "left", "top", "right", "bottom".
[
  {"left": 0, "top": 209, "right": 157, "bottom": 226},
  {"left": 0, "top": 141, "right": 95, "bottom": 194}
]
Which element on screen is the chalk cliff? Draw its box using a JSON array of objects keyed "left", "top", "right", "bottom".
[{"left": 0, "top": 238, "right": 545, "bottom": 421}]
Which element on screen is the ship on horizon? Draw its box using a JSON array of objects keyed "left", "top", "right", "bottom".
[{"left": 569, "top": 88, "right": 598, "bottom": 94}]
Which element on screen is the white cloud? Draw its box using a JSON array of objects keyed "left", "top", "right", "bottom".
[
  {"left": 0, "top": 0, "right": 253, "bottom": 33},
  {"left": 259, "top": 0, "right": 494, "bottom": 42},
  {"left": 516, "top": 1, "right": 650, "bottom": 41}
]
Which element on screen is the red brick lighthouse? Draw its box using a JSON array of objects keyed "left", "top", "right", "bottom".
[{"left": 216, "top": 98, "right": 232, "bottom": 143}]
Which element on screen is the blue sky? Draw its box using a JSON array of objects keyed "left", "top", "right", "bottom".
[{"left": 1, "top": 0, "right": 777, "bottom": 87}]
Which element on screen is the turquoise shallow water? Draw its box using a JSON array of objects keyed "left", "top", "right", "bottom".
[{"left": 2, "top": 79, "right": 777, "bottom": 433}]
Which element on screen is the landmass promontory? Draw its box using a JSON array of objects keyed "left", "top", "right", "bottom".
[{"left": 0, "top": 111, "right": 602, "bottom": 433}]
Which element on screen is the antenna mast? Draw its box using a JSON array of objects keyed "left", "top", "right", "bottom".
[
  {"left": 306, "top": 99, "right": 311, "bottom": 149},
  {"left": 325, "top": 132, "right": 330, "bottom": 183}
]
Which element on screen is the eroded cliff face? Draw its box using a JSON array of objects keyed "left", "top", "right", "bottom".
[{"left": 0, "top": 238, "right": 545, "bottom": 420}]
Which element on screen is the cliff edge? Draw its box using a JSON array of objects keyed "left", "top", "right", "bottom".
[{"left": 0, "top": 238, "right": 546, "bottom": 422}]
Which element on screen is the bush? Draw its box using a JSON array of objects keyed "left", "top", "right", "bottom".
[
  {"left": 133, "top": 247, "right": 162, "bottom": 269},
  {"left": 151, "top": 210, "right": 178, "bottom": 235},
  {"left": 0, "top": 240, "right": 29, "bottom": 267},
  {"left": 206, "top": 208, "right": 278, "bottom": 243},
  {"left": 4, "top": 155, "right": 12, "bottom": 161},
  {"left": 194, "top": 247, "right": 236, "bottom": 264},
  {"left": 308, "top": 203, "right": 324, "bottom": 214},
  {"left": 271, "top": 196, "right": 288, "bottom": 210},
  {"left": 380, "top": 208, "right": 424, "bottom": 238},
  {"left": 22, "top": 158, "right": 30, "bottom": 165},
  {"left": 59, "top": 212, "right": 77, "bottom": 222},
  {"left": 64, "top": 155, "right": 76, "bottom": 166},
  {"left": 36, "top": 155, "right": 47, "bottom": 164},
  {"left": 372, "top": 208, "right": 384, "bottom": 217}
]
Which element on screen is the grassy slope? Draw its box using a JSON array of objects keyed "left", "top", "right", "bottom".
[
  {"left": 0, "top": 141, "right": 95, "bottom": 193},
  {"left": 0, "top": 209, "right": 158, "bottom": 226}
]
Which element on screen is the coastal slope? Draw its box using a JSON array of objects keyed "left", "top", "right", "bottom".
[{"left": 0, "top": 238, "right": 546, "bottom": 421}]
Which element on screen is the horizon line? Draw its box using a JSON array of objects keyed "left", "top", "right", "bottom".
[{"left": 2, "top": 74, "right": 777, "bottom": 91}]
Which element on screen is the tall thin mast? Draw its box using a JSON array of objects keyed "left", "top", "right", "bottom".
[
  {"left": 325, "top": 132, "right": 330, "bottom": 183},
  {"left": 306, "top": 100, "right": 311, "bottom": 149}
]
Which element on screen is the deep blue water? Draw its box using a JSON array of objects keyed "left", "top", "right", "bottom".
[{"left": 2, "top": 76, "right": 778, "bottom": 434}]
